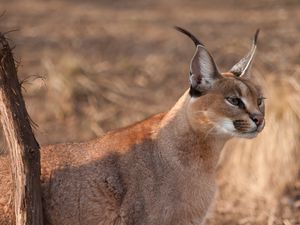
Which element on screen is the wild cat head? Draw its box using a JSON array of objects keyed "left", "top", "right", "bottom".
[{"left": 176, "top": 27, "right": 265, "bottom": 139}]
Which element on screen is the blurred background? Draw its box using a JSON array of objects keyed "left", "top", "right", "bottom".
[{"left": 1, "top": 0, "right": 299, "bottom": 224}]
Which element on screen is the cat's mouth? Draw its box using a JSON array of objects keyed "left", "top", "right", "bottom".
[
  {"left": 232, "top": 119, "right": 265, "bottom": 138},
  {"left": 221, "top": 120, "right": 265, "bottom": 138},
  {"left": 218, "top": 119, "right": 265, "bottom": 139}
]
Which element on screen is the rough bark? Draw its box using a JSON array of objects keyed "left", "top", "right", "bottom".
[{"left": 0, "top": 34, "right": 44, "bottom": 224}]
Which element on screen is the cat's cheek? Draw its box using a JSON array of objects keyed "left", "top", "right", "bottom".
[{"left": 217, "top": 119, "right": 236, "bottom": 134}]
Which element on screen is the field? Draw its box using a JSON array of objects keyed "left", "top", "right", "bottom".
[{"left": 1, "top": 0, "right": 300, "bottom": 224}]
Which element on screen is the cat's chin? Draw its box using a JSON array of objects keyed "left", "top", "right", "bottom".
[
  {"left": 234, "top": 122, "right": 265, "bottom": 139},
  {"left": 233, "top": 130, "right": 258, "bottom": 139}
]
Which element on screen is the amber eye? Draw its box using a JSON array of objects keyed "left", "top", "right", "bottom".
[
  {"left": 226, "top": 97, "right": 245, "bottom": 109},
  {"left": 258, "top": 97, "right": 265, "bottom": 106}
]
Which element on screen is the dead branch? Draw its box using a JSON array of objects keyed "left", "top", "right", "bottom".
[{"left": 0, "top": 33, "right": 44, "bottom": 224}]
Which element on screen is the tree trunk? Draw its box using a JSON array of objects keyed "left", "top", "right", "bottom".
[{"left": 0, "top": 34, "right": 44, "bottom": 224}]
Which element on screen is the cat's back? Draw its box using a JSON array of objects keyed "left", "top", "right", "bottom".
[{"left": 40, "top": 112, "right": 165, "bottom": 172}]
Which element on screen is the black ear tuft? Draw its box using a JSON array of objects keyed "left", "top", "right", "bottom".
[
  {"left": 174, "top": 26, "right": 205, "bottom": 47},
  {"left": 254, "top": 29, "right": 260, "bottom": 45}
]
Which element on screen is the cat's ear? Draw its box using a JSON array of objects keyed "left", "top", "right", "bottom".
[
  {"left": 174, "top": 26, "right": 222, "bottom": 94},
  {"left": 230, "top": 29, "right": 260, "bottom": 78},
  {"left": 189, "top": 45, "right": 222, "bottom": 92}
]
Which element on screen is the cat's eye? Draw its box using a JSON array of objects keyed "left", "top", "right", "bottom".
[
  {"left": 257, "top": 97, "right": 265, "bottom": 106},
  {"left": 226, "top": 97, "right": 245, "bottom": 109}
]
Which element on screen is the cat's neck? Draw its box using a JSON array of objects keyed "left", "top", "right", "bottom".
[{"left": 156, "top": 91, "right": 230, "bottom": 172}]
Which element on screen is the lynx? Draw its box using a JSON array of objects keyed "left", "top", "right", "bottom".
[{"left": 0, "top": 27, "right": 265, "bottom": 225}]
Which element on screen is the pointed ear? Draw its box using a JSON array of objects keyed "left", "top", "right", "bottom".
[
  {"left": 189, "top": 45, "right": 221, "bottom": 92},
  {"left": 230, "top": 29, "right": 260, "bottom": 78}
]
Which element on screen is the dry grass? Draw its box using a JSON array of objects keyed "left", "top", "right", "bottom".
[{"left": 0, "top": 0, "right": 299, "bottom": 224}]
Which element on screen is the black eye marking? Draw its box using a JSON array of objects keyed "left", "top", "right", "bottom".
[
  {"left": 257, "top": 97, "right": 266, "bottom": 106},
  {"left": 226, "top": 97, "right": 245, "bottom": 109}
]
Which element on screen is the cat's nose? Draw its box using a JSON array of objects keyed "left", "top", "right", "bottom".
[{"left": 250, "top": 113, "right": 264, "bottom": 127}]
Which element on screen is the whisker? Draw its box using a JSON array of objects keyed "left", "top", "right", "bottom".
[
  {"left": 192, "top": 110, "right": 207, "bottom": 115},
  {"left": 204, "top": 124, "right": 217, "bottom": 140}
]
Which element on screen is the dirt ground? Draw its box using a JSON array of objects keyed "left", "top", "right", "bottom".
[{"left": 0, "top": 0, "right": 299, "bottom": 224}]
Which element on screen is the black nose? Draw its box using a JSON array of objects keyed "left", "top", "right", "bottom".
[{"left": 250, "top": 113, "right": 264, "bottom": 126}]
